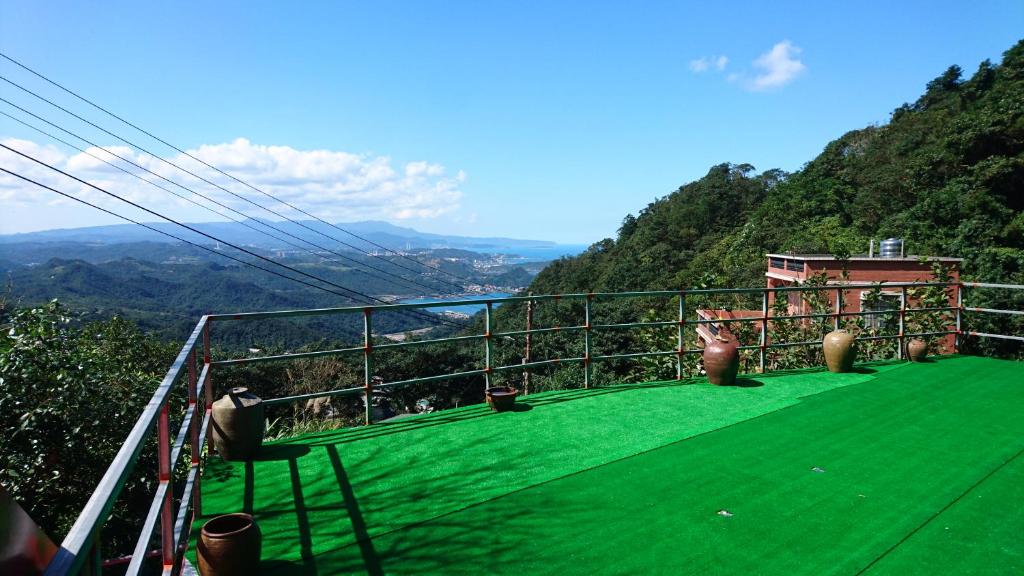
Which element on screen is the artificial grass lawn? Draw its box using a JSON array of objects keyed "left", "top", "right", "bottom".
[{"left": 192, "top": 356, "right": 1024, "bottom": 575}]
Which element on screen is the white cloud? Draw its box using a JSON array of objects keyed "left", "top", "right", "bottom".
[
  {"left": 747, "top": 40, "right": 806, "bottom": 91},
  {"left": 0, "top": 137, "right": 466, "bottom": 223},
  {"left": 689, "top": 54, "right": 729, "bottom": 74}
]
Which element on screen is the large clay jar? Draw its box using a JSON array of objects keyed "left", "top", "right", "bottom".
[
  {"left": 485, "top": 386, "right": 519, "bottom": 412},
  {"left": 703, "top": 335, "right": 740, "bottom": 386},
  {"left": 197, "top": 513, "right": 261, "bottom": 576},
  {"left": 823, "top": 330, "right": 857, "bottom": 373},
  {"left": 212, "top": 387, "right": 265, "bottom": 461},
  {"left": 906, "top": 338, "right": 928, "bottom": 362}
]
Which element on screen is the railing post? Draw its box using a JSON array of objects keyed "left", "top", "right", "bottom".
[
  {"left": 157, "top": 403, "right": 174, "bottom": 571},
  {"left": 203, "top": 322, "right": 213, "bottom": 451},
  {"left": 484, "top": 302, "right": 493, "bottom": 391},
  {"left": 759, "top": 289, "right": 768, "bottom": 374},
  {"left": 523, "top": 294, "right": 533, "bottom": 395},
  {"left": 187, "top": 349, "right": 201, "bottom": 517},
  {"left": 898, "top": 286, "right": 907, "bottom": 360},
  {"left": 955, "top": 283, "right": 963, "bottom": 353},
  {"left": 363, "top": 309, "right": 374, "bottom": 426},
  {"left": 676, "top": 291, "right": 685, "bottom": 380},
  {"left": 584, "top": 294, "right": 592, "bottom": 389},
  {"left": 833, "top": 287, "right": 841, "bottom": 331}
]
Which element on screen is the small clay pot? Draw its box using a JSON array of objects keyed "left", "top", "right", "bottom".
[
  {"left": 197, "top": 513, "right": 261, "bottom": 576},
  {"left": 212, "top": 387, "right": 265, "bottom": 461},
  {"left": 823, "top": 330, "right": 857, "bottom": 373},
  {"left": 703, "top": 336, "right": 739, "bottom": 386},
  {"left": 906, "top": 338, "right": 928, "bottom": 362},
  {"left": 485, "top": 386, "right": 518, "bottom": 412}
]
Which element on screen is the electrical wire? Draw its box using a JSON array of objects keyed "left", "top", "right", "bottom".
[
  {"left": 0, "top": 145, "right": 471, "bottom": 330},
  {"left": 1, "top": 50, "right": 475, "bottom": 285},
  {"left": 0, "top": 73, "right": 473, "bottom": 293},
  {"left": 0, "top": 105, "right": 455, "bottom": 296}
]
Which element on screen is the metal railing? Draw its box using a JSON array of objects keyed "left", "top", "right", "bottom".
[{"left": 43, "top": 280, "right": 1023, "bottom": 575}]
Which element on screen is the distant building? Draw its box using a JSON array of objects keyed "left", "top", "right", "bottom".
[{"left": 697, "top": 239, "right": 962, "bottom": 352}]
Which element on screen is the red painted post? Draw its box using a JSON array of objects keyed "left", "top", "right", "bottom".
[
  {"left": 187, "top": 349, "right": 201, "bottom": 517},
  {"left": 157, "top": 403, "right": 174, "bottom": 570},
  {"left": 203, "top": 321, "right": 213, "bottom": 424}
]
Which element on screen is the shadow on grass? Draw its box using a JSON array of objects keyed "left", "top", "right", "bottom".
[
  {"left": 732, "top": 378, "right": 765, "bottom": 388},
  {"left": 242, "top": 430, "right": 570, "bottom": 575}
]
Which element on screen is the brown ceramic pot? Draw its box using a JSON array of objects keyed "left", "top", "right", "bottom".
[
  {"left": 197, "top": 513, "right": 261, "bottom": 576},
  {"left": 703, "top": 336, "right": 739, "bottom": 385},
  {"left": 823, "top": 330, "right": 857, "bottom": 373},
  {"left": 212, "top": 387, "right": 265, "bottom": 461},
  {"left": 485, "top": 386, "right": 518, "bottom": 411},
  {"left": 906, "top": 338, "right": 927, "bottom": 362}
]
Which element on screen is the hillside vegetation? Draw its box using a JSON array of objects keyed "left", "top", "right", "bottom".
[
  {"left": 532, "top": 40, "right": 1024, "bottom": 295},
  {"left": 476, "top": 40, "right": 1024, "bottom": 388}
]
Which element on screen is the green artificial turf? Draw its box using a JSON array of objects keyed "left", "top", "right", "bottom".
[{"left": 191, "top": 356, "right": 1024, "bottom": 575}]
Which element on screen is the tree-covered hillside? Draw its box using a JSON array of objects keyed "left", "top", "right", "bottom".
[
  {"left": 482, "top": 39, "right": 1024, "bottom": 377},
  {"left": 531, "top": 40, "right": 1023, "bottom": 295}
]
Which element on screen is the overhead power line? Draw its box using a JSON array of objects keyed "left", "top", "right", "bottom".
[
  {"left": 0, "top": 104, "right": 456, "bottom": 297},
  {"left": 0, "top": 68, "right": 474, "bottom": 292},
  {"left": 0, "top": 144, "right": 470, "bottom": 330},
  {"left": 3, "top": 50, "right": 473, "bottom": 284},
  {"left": 0, "top": 167, "right": 368, "bottom": 301}
]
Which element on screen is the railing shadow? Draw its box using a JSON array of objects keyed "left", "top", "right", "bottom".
[{"left": 226, "top": 427, "right": 582, "bottom": 575}]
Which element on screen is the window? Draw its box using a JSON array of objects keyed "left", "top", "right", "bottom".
[
  {"left": 861, "top": 292, "right": 902, "bottom": 330},
  {"left": 786, "top": 259, "right": 805, "bottom": 272},
  {"left": 769, "top": 257, "right": 785, "bottom": 269}
]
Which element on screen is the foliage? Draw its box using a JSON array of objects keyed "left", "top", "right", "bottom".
[{"left": 0, "top": 300, "right": 177, "bottom": 552}]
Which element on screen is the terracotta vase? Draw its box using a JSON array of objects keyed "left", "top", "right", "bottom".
[
  {"left": 485, "top": 386, "right": 518, "bottom": 412},
  {"left": 703, "top": 336, "right": 739, "bottom": 385},
  {"left": 197, "top": 513, "right": 261, "bottom": 576},
  {"left": 823, "top": 330, "right": 857, "bottom": 373},
  {"left": 906, "top": 338, "right": 928, "bottom": 362},
  {"left": 212, "top": 387, "right": 265, "bottom": 461}
]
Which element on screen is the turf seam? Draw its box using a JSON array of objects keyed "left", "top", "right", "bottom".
[{"left": 854, "top": 443, "right": 1024, "bottom": 575}]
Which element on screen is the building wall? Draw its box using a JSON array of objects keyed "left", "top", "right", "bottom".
[{"left": 764, "top": 258, "right": 960, "bottom": 352}]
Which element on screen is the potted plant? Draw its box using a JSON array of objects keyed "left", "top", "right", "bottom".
[{"left": 485, "top": 386, "right": 519, "bottom": 411}]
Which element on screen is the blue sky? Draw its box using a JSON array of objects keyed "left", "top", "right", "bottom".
[{"left": 1, "top": 1, "right": 1021, "bottom": 243}]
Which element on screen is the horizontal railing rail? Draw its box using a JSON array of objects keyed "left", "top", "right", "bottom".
[{"left": 45, "top": 280, "right": 1023, "bottom": 575}]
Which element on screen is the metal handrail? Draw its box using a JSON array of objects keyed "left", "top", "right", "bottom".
[{"left": 44, "top": 280, "right": 1024, "bottom": 575}]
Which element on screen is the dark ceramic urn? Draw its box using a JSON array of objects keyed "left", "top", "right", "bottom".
[
  {"left": 823, "top": 330, "right": 857, "bottom": 373},
  {"left": 906, "top": 338, "right": 928, "bottom": 362},
  {"left": 211, "top": 387, "right": 265, "bottom": 461},
  {"left": 703, "top": 335, "right": 739, "bottom": 386},
  {"left": 485, "top": 386, "right": 518, "bottom": 411},
  {"left": 197, "top": 513, "right": 261, "bottom": 576}
]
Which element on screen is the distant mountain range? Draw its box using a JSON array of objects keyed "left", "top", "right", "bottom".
[{"left": 0, "top": 219, "right": 585, "bottom": 260}]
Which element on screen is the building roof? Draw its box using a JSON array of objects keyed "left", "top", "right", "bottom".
[
  {"left": 766, "top": 253, "right": 963, "bottom": 263},
  {"left": 191, "top": 355, "right": 1024, "bottom": 574}
]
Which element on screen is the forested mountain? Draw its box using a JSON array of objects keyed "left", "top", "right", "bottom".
[
  {"left": 1, "top": 244, "right": 549, "bottom": 356},
  {"left": 479, "top": 39, "right": 1024, "bottom": 379},
  {"left": 530, "top": 40, "right": 1024, "bottom": 295}
]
